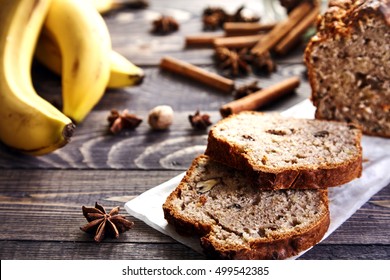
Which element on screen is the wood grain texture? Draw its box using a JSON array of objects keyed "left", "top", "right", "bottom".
[
  {"left": 0, "top": 241, "right": 204, "bottom": 260},
  {"left": 1, "top": 240, "right": 388, "bottom": 260},
  {"left": 103, "top": 0, "right": 303, "bottom": 66},
  {"left": 299, "top": 245, "right": 390, "bottom": 260},
  {"left": 1, "top": 241, "right": 388, "bottom": 260},
  {"left": 5, "top": 64, "right": 310, "bottom": 170},
  {"left": 0, "top": 0, "right": 389, "bottom": 260},
  {"left": 0, "top": 170, "right": 389, "bottom": 260}
]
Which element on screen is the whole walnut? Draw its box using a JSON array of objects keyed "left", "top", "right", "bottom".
[{"left": 148, "top": 105, "right": 174, "bottom": 130}]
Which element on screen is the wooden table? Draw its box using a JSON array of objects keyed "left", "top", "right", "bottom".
[{"left": 0, "top": 0, "right": 389, "bottom": 260}]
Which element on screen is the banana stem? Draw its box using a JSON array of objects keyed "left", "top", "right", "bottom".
[{"left": 63, "top": 123, "right": 76, "bottom": 141}]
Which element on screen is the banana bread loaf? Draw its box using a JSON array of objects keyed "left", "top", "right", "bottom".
[
  {"left": 205, "top": 111, "right": 362, "bottom": 189},
  {"left": 304, "top": 0, "right": 390, "bottom": 137},
  {"left": 163, "top": 155, "right": 330, "bottom": 260}
]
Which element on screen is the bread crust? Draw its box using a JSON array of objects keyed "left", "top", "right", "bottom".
[
  {"left": 205, "top": 112, "right": 362, "bottom": 190},
  {"left": 206, "top": 132, "right": 362, "bottom": 189},
  {"left": 304, "top": 0, "right": 390, "bottom": 138},
  {"left": 201, "top": 206, "right": 330, "bottom": 260},
  {"left": 163, "top": 155, "right": 330, "bottom": 260}
]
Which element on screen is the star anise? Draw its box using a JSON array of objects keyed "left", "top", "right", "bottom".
[
  {"left": 202, "top": 7, "right": 227, "bottom": 30},
  {"left": 202, "top": 6, "right": 259, "bottom": 30},
  {"left": 189, "top": 110, "right": 212, "bottom": 130},
  {"left": 234, "top": 80, "right": 262, "bottom": 99},
  {"left": 215, "top": 47, "right": 251, "bottom": 77},
  {"left": 80, "top": 202, "right": 134, "bottom": 243},
  {"left": 107, "top": 109, "right": 142, "bottom": 134},
  {"left": 151, "top": 15, "right": 179, "bottom": 35},
  {"left": 251, "top": 50, "right": 276, "bottom": 74}
]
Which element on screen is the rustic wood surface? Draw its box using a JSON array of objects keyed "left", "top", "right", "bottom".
[{"left": 0, "top": 0, "right": 389, "bottom": 260}]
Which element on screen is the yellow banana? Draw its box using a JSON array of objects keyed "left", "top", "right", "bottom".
[
  {"left": 35, "top": 31, "right": 145, "bottom": 89},
  {"left": 92, "top": 0, "right": 150, "bottom": 14},
  {"left": 0, "top": 0, "right": 74, "bottom": 155},
  {"left": 108, "top": 51, "right": 145, "bottom": 88},
  {"left": 43, "top": 0, "right": 112, "bottom": 123},
  {"left": 92, "top": 0, "right": 121, "bottom": 14}
]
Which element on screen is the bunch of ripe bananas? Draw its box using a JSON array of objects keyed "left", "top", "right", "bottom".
[{"left": 0, "top": 0, "right": 144, "bottom": 155}]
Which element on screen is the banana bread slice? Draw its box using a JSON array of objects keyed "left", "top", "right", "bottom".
[
  {"left": 205, "top": 111, "right": 362, "bottom": 189},
  {"left": 304, "top": 0, "right": 390, "bottom": 137},
  {"left": 163, "top": 155, "right": 330, "bottom": 260}
]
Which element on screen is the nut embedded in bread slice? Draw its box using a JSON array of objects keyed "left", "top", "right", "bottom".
[
  {"left": 205, "top": 111, "right": 362, "bottom": 189},
  {"left": 163, "top": 155, "right": 330, "bottom": 260}
]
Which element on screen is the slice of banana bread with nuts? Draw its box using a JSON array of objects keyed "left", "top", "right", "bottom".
[
  {"left": 205, "top": 111, "right": 362, "bottom": 190},
  {"left": 163, "top": 155, "right": 330, "bottom": 260},
  {"left": 304, "top": 0, "right": 390, "bottom": 137}
]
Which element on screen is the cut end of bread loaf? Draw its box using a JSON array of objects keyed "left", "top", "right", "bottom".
[
  {"left": 163, "top": 155, "right": 330, "bottom": 260},
  {"left": 305, "top": 0, "right": 390, "bottom": 137},
  {"left": 205, "top": 111, "right": 362, "bottom": 189}
]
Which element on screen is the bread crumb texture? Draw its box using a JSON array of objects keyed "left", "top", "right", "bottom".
[
  {"left": 305, "top": 0, "right": 390, "bottom": 137},
  {"left": 210, "top": 112, "right": 361, "bottom": 171},
  {"left": 163, "top": 155, "right": 329, "bottom": 259}
]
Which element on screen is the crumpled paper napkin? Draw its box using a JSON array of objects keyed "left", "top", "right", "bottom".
[{"left": 125, "top": 99, "right": 390, "bottom": 258}]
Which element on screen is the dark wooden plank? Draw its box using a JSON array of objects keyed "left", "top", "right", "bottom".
[
  {"left": 0, "top": 170, "right": 178, "bottom": 243},
  {"left": 2, "top": 0, "right": 388, "bottom": 262},
  {"left": 299, "top": 245, "right": 390, "bottom": 260},
  {"left": 0, "top": 112, "right": 212, "bottom": 169},
  {"left": 11, "top": 62, "right": 310, "bottom": 170},
  {"left": 22, "top": 0, "right": 311, "bottom": 172},
  {"left": 0, "top": 241, "right": 204, "bottom": 260},
  {"left": 1, "top": 241, "right": 388, "bottom": 260},
  {"left": 325, "top": 193, "right": 390, "bottom": 245},
  {"left": 101, "top": 0, "right": 304, "bottom": 66},
  {"left": 33, "top": 62, "right": 310, "bottom": 113},
  {"left": 0, "top": 170, "right": 389, "bottom": 246},
  {"left": 0, "top": 158, "right": 388, "bottom": 260}
]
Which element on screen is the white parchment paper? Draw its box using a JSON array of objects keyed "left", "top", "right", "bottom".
[{"left": 125, "top": 99, "right": 390, "bottom": 258}]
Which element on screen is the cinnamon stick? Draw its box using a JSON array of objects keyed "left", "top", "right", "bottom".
[
  {"left": 274, "top": 7, "right": 320, "bottom": 55},
  {"left": 224, "top": 22, "right": 276, "bottom": 36},
  {"left": 251, "top": 2, "right": 312, "bottom": 56},
  {"left": 213, "top": 34, "right": 264, "bottom": 49},
  {"left": 160, "top": 56, "right": 234, "bottom": 93},
  {"left": 185, "top": 34, "right": 224, "bottom": 48},
  {"left": 220, "top": 77, "right": 300, "bottom": 117}
]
